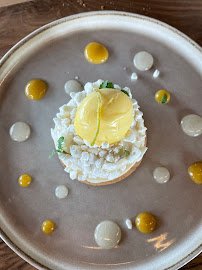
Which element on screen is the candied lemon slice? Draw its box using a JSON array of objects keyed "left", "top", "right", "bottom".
[
  {"left": 74, "top": 88, "right": 133, "bottom": 145},
  {"left": 91, "top": 91, "right": 102, "bottom": 146}
]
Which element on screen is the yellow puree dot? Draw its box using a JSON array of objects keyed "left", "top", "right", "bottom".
[
  {"left": 41, "top": 220, "right": 55, "bottom": 234},
  {"left": 25, "top": 79, "right": 47, "bottom": 100},
  {"left": 84, "top": 42, "right": 109, "bottom": 64},
  {"left": 135, "top": 212, "right": 157, "bottom": 234},
  {"left": 188, "top": 162, "right": 202, "bottom": 184},
  {"left": 155, "top": 90, "right": 170, "bottom": 104},
  {"left": 18, "top": 174, "right": 32, "bottom": 187}
]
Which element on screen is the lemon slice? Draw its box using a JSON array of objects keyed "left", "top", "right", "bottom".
[{"left": 91, "top": 90, "right": 102, "bottom": 146}]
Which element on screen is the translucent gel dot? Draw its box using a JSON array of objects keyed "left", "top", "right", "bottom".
[
  {"left": 55, "top": 185, "right": 69, "bottom": 199},
  {"left": 133, "top": 51, "right": 154, "bottom": 71},
  {"left": 94, "top": 220, "right": 121, "bottom": 249},
  {"left": 64, "top": 80, "right": 83, "bottom": 95},
  {"left": 153, "top": 167, "right": 170, "bottom": 184},
  {"left": 181, "top": 114, "right": 202, "bottom": 137},
  {"left": 9, "top": 122, "right": 31, "bottom": 142}
]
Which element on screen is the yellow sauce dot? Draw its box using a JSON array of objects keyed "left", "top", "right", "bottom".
[
  {"left": 135, "top": 212, "right": 157, "bottom": 233},
  {"left": 25, "top": 79, "right": 47, "bottom": 100},
  {"left": 41, "top": 220, "right": 55, "bottom": 234},
  {"left": 188, "top": 162, "right": 202, "bottom": 184},
  {"left": 18, "top": 174, "right": 32, "bottom": 187},
  {"left": 155, "top": 90, "right": 170, "bottom": 104},
  {"left": 84, "top": 42, "right": 108, "bottom": 64}
]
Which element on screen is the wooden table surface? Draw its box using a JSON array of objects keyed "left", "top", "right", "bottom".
[{"left": 0, "top": 0, "right": 201, "bottom": 269}]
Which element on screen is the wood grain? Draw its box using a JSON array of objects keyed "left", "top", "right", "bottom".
[
  {"left": 0, "top": 0, "right": 31, "bottom": 8},
  {"left": 0, "top": 0, "right": 201, "bottom": 269}
]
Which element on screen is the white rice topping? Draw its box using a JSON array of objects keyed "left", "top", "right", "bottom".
[
  {"left": 51, "top": 79, "right": 147, "bottom": 184},
  {"left": 153, "top": 69, "right": 160, "bottom": 78},
  {"left": 125, "top": 219, "right": 133, "bottom": 230},
  {"left": 131, "top": 72, "right": 138, "bottom": 80}
]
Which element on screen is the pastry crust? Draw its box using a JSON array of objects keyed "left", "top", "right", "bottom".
[
  {"left": 60, "top": 157, "right": 143, "bottom": 186},
  {"left": 60, "top": 137, "right": 147, "bottom": 186}
]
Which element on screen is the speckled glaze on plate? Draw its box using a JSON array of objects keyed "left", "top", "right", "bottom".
[{"left": 0, "top": 11, "right": 201, "bottom": 270}]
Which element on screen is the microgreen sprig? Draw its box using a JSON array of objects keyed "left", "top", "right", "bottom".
[
  {"left": 123, "top": 149, "right": 130, "bottom": 158},
  {"left": 99, "top": 80, "right": 114, "bottom": 89},
  {"left": 49, "top": 136, "right": 70, "bottom": 158},
  {"left": 161, "top": 94, "right": 167, "bottom": 104},
  {"left": 99, "top": 80, "right": 129, "bottom": 97},
  {"left": 121, "top": 89, "right": 129, "bottom": 96}
]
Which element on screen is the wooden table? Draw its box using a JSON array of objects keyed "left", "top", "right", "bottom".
[{"left": 0, "top": 0, "right": 201, "bottom": 269}]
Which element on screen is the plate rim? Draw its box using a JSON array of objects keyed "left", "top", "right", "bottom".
[{"left": 0, "top": 10, "right": 201, "bottom": 270}]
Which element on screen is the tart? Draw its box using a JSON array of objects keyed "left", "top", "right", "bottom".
[{"left": 51, "top": 79, "right": 147, "bottom": 185}]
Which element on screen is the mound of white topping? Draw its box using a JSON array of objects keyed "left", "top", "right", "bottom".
[{"left": 51, "top": 79, "right": 147, "bottom": 184}]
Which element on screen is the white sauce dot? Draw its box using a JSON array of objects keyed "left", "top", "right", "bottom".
[
  {"left": 94, "top": 220, "right": 121, "bottom": 249},
  {"left": 133, "top": 51, "right": 154, "bottom": 71},
  {"left": 9, "top": 122, "right": 30, "bottom": 142},
  {"left": 181, "top": 114, "right": 202, "bottom": 137},
  {"left": 64, "top": 80, "right": 83, "bottom": 95},
  {"left": 131, "top": 72, "right": 138, "bottom": 80},
  {"left": 125, "top": 219, "right": 133, "bottom": 229},
  {"left": 153, "top": 167, "right": 170, "bottom": 184},
  {"left": 55, "top": 185, "right": 69, "bottom": 199},
  {"left": 153, "top": 69, "right": 160, "bottom": 78}
]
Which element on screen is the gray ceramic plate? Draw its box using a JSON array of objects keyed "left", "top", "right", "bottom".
[{"left": 0, "top": 11, "right": 201, "bottom": 270}]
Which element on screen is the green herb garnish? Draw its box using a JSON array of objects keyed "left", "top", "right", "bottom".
[
  {"left": 49, "top": 136, "right": 69, "bottom": 158},
  {"left": 99, "top": 80, "right": 114, "bottom": 89},
  {"left": 123, "top": 149, "right": 130, "bottom": 157},
  {"left": 99, "top": 80, "right": 130, "bottom": 98},
  {"left": 161, "top": 94, "right": 167, "bottom": 104},
  {"left": 106, "top": 82, "right": 114, "bottom": 88},
  {"left": 58, "top": 136, "right": 65, "bottom": 150},
  {"left": 99, "top": 81, "right": 130, "bottom": 97},
  {"left": 99, "top": 80, "right": 108, "bottom": 89},
  {"left": 121, "top": 89, "right": 129, "bottom": 96}
]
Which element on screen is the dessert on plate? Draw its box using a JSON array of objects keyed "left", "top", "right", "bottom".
[{"left": 51, "top": 79, "right": 147, "bottom": 185}]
